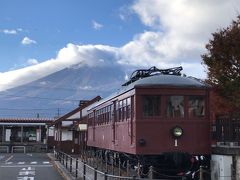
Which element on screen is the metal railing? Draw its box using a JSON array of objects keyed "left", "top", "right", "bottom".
[
  {"left": 53, "top": 150, "right": 202, "bottom": 180},
  {"left": 55, "top": 150, "right": 139, "bottom": 180},
  {"left": 213, "top": 114, "right": 240, "bottom": 145}
]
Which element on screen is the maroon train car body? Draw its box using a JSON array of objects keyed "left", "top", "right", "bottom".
[
  {"left": 87, "top": 75, "right": 210, "bottom": 154},
  {"left": 86, "top": 67, "right": 211, "bottom": 178}
]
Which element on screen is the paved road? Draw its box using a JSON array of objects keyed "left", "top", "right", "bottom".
[{"left": 0, "top": 153, "right": 64, "bottom": 180}]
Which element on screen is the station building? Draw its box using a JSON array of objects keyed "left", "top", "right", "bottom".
[
  {"left": 0, "top": 117, "right": 54, "bottom": 153},
  {"left": 53, "top": 96, "right": 101, "bottom": 154}
]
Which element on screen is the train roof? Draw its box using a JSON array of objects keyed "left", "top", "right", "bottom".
[
  {"left": 87, "top": 74, "right": 209, "bottom": 111},
  {"left": 132, "top": 75, "right": 208, "bottom": 88}
]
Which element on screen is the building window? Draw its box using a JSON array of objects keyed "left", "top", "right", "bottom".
[
  {"left": 167, "top": 96, "right": 184, "bottom": 118},
  {"left": 23, "top": 127, "right": 37, "bottom": 142},
  {"left": 188, "top": 96, "right": 205, "bottom": 117},
  {"left": 142, "top": 96, "right": 161, "bottom": 117}
]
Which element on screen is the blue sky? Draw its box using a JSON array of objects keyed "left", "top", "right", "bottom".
[
  {"left": 0, "top": 0, "right": 239, "bottom": 91},
  {"left": 0, "top": 0, "right": 145, "bottom": 71}
]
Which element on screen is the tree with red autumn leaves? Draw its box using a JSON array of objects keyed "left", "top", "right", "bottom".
[{"left": 202, "top": 16, "right": 240, "bottom": 113}]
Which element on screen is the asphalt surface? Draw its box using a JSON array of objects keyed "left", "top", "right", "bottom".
[{"left": 0, "top": 153, "right": 64, "bottom": 180}]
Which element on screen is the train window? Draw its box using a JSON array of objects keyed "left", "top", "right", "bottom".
[
  {"left": 126, "top": 97, "right": 131, "bottom": 119},
  {"left": 127, "top": 98, "right": 131, "bottom": 106},
  {"left": 167, "top": 96, "right": 184, "bottom": 118},
  {"left": 188, "top": 96, "right": 205, "bottom": 117},
  {"left": 111, "top": 104, "right": 114, "bottom": 121},
  {"left": 122, "top": 99, "right": 126, "bottom": 120},
  {"left": 142, "top": 96, "right": 161, "bottom": 116},
  {"left": 118, "top": 101, "right": 122, "bottom": 121}
]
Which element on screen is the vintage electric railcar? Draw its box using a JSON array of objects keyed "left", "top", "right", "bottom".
[{"left": 86, "top": 67, "right": 211, "bottom": 178}]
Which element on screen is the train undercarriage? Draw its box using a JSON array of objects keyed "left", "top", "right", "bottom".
[{"left": 88, "top": 148, "right": 210, "bottom": 179}]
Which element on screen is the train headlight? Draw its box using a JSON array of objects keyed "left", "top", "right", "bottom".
[{"left": 171, "top": 126, "right": 183, "bottom": 138}]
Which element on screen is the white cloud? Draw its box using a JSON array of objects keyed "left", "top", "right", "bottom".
[
  {"left": 2, "top": 29, "right": 17, "bottom": 34},
  {"left": 92, "top": 20, "right": 103, "bottom": 30},
  {"left": 27, "top": 59, "right": 39, "bottom": 65},
  {"left": 1, "top": 28, "right": 23, "bottom": 35},
  {"left": 21, "top": 37, "right": 37, "bottom": 45},
  {"left": 119, "top": 0, "right": 240, "bottom": 73},
  {"left": 0, "top": 43, "right": 119, "bottom": 91},
  {"left": 0, "top": 0, "right": 240, "bottom": 91},
  {"left": 119, "top": 6, "right": 132, "bottom": 21}
]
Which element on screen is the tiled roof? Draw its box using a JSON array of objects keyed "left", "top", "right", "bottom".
[{"left": 0, "top": 118, "right": 54, "bottom": 123}]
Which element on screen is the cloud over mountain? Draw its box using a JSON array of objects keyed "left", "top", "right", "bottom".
[{"left": 0, "top": 0, "right": 239, "bottom": 91}]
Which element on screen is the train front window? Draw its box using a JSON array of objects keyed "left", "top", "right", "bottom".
[
  {"left": 167, "top": 96, "right": 184, "bottom": 118},
  {"left": 142, "top": 96, "right": 160, "bottom": 117},
  {"left": 188, "top": 96, "right": 205, "bottom": 117}
]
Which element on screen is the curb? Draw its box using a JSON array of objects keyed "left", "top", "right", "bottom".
[{"left": 47, "top": 153, "right": 76, "bottom": 180}]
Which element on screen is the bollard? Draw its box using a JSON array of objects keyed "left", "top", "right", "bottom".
[{"left": 75, "top": 158, "right": 78, "bottom": 178}]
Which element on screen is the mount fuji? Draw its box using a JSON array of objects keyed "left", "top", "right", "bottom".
[{"left": 0, "top": 64, "right": 132, "bottom": 118}]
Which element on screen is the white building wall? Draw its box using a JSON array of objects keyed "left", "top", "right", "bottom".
[
  {"left": 48, "top": 127, "right": 54, "bottom": 136},
  {"left": 62, "top": 121, "right": 73, "bottom": 127},
  {"left": 211, "top": 155, "right": 232, "bottom": 180},
  {"left": 61, "top": 129, "right": 73, "bottom": 141},
  {"left": 236, "top": 156, "right": 240, "bottom": 180}
]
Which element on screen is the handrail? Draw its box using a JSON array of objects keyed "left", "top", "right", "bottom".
[{"left": 54, "top": 150, "right": 200, "bottom": 180}]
